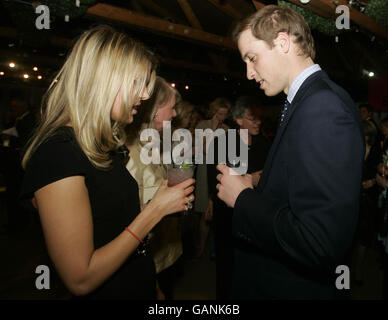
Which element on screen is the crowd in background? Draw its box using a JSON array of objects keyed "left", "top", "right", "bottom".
[
  {"left": 0, "top": 3, "right": 387, "bottom": 301},
  {"left": 0, "top": 83, "right": 388, "bottom": 300},
  {"left": 354, "top": 103, "right": 388, "bottom": 299},
  {"left": 0, "top": 74, "right": 275, "bottom": 299}
]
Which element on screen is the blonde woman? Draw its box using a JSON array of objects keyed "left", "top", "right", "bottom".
[
  {"left": 172, "top": 100, "right": 195, "bottom": 130},
  {"left": 126, "top": 76, "right": 188, "bottom": 299},
  {"left": 20, "top": 26, "right": 194, "bottom": 299},
  {"left": 201, "top": 97, "right": 231, "bottom": 132}
]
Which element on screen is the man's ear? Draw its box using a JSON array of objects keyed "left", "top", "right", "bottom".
[
  {"left": 275, "top": 32, "right": 290, "bottom": 54},
  {"left": 236, "top": 118, "right": 243, "bottom": 126}
]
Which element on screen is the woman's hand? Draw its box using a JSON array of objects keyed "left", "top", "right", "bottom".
[{"left": 149, "top": 178, "right": 195, "bottom": 217}]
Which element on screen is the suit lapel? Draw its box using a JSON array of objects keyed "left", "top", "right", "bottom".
[{"left": 257, "top": 71, "right": 326, "bottom": 191}]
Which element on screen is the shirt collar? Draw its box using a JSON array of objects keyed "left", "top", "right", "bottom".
[{"left": 287, "top": 64, "right": 321, "bottom": 103}]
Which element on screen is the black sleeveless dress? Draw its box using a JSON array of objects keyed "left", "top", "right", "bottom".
[{"left": 21, "top": 126, "right": 156, "bottom": 299}]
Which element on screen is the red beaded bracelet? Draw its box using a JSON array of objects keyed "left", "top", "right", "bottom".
[{"left": 125, "top": 227, "right": 143, "bottom": 243}]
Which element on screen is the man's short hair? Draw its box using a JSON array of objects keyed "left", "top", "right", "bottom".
[
  {"left": 232, "top": 5, "right": 315, "bottom": 60},
  {"left": 232, "top": 96, "right": 260, "bottom": 121}
]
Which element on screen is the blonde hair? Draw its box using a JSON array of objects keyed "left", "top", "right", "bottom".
[
  {"left": 190, "top": 110, "right": 201, "bottom": 129},
  {"left": 209, "top": 97, "right": 231, "bottom": 118},
  {"left": 128, "top": 76, "right": 180, "bottom": 144},
  {"left": 233, "top": 5, "right": 315, "bottom": 60},
  {"left": 173, "top": 100, "right": 195, "bottom": 129},
  {"left": 22, "top": 25, "right": 156, "bottom": 170}
]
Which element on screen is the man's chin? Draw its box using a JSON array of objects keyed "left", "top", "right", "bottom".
[
  {"left": 264, "top": 90, "right": 277, "bottom": 97},
  {"left": 262, "top": 86, "right": 283, "bottom": 97}
]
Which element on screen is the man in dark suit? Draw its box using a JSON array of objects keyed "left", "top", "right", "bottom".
[{"left": 215, "top": 5, "right": 364, "bottom": 299}]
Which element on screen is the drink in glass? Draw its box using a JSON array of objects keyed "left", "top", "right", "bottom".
[{"left": 167, "top": 164, "right": 195, "bottom": 187}]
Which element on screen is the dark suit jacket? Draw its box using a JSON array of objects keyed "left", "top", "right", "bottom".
[{"left": 232, "top": 71, "right": 365, "bottom": 299}]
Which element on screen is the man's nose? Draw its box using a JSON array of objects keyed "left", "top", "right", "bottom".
[{"left": 246, "top": 64, "right": 255, "bottom": 80}]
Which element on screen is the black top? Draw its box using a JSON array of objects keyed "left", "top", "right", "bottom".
[{"left": 21, "top": 126, "right": 156, "bottom": 299}]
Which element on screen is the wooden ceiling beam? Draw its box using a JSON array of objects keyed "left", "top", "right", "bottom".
[
  {"left": 320, "top": 0, "right": 388, "bottom": 39},
  {"left": 0, "top": 49, "right": 64, "bottom": 68},
  {"left": 85, "top": 3, "right": 236, "bottom": 49},
  {"left": 288, "top": 0, "right": 388, "bottom": 39},
  {"left": 177, "top": 0, "right": 203, "bottom": 30},
  {"left": 0, "top": 27, "right": 242, "bottom": 77},
  {"left": 0, "top": 27, "right": 73, "bottom": 48},
  {"left": 162, "top": 56, "right": 244, "bottom": 78},
  {"left": 140, "top": 0, "right": 185, "bottom": 24},
  {"left": 0, "top": 27, "right": 17, "bottom": 38},
  {"left": 207, "top": 0, "right": 243, "bottom": 19}
]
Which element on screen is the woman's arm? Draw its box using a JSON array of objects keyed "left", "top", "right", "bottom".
[{"left": 35, "top": 176, "right": 194, "bottom": 296}]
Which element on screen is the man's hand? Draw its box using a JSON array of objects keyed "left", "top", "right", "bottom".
[{"left": 216, "top": 164, "right": 253, "bottom": 208}]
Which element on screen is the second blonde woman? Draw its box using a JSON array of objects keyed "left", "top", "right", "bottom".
[{"left": 126, "top": 76, "right": 188, "bottom": 299}]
